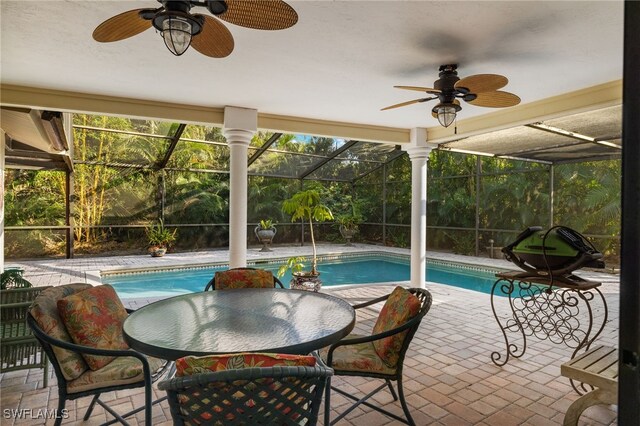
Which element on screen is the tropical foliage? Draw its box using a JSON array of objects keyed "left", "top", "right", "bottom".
[
  {"left": 2, "top": 113, "right": 622, "bottom": 266},
  {"left": 145, "top": 220, "right": 178, "bottom": 249},
  {"left": 282, "top": 189, "right": 334, "bottom": 274},
  {"left": 258, "top": 219, "right": 275, "bottom": 230}
]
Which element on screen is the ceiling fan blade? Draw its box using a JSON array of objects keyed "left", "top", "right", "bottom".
[
  {"left": 218, "top": 0, "right": 298, "bottom": 30},
  {"left": 467, "top": 91, "right": 521, "bottom": 108},
  {"left": 93, "top": 9, "right": 152, "bottom": 42},
  {"left": 191, "top": 15, "right": 235, "bottom": 58},
  {"left": 394, "top": 85, "right": 441, "bottom": 94},
  {"left": 455, "top": 74, "right": 508, "bottom": 94},
  {"left": 381, "top": 98, "right": 434, "bottom": 111}
]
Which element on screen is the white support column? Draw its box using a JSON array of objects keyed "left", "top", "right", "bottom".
[
  {"left": 404, "top": 128, "right": 436, "bottom": 288},
  {"left": 223, "top": 106, "right": 257, "bottom": 268}
]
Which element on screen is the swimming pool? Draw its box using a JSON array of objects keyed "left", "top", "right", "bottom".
[{"left": 103, "top": 253, "right": 504, "bottom": 298}]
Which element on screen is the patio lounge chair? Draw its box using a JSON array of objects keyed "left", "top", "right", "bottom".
[
  {"left": 321, "top": 286, "right": 433, "bottom": 426},
  {"left": 204, "top": 267, "right": 285, "bottom": 290},
  {"left": 1, "top": 286, "right": 51, "bottom": 387},
  {"left": 159, "top": 352, "right": 333, "bottom": 425},
  {"left": 27, "top": 284, "right": 170, "bottom": 426}
]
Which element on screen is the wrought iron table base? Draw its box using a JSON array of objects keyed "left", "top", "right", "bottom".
[{"left": 490, "top": 271, "right": 608, "bottom": 393}]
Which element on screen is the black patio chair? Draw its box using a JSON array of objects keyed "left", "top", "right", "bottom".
[
  {"left": 321, "top": 287, "right": 433, "bottom": 426},
  {"left": 159, "top": 356, "right": 333, "bottom": 425},
  {"left": 204, "top": 267, "right": 284, "bottom": 290},
  {"left": 1, "top": 286, "right": 51, "bottom": 387},
  {"left": 27, "top": 284, "right": 170, "bottom": 426}
]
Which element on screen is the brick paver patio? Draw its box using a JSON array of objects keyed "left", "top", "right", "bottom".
[{"left": 1, "top": 244, "right": 618, "bottom": 425}]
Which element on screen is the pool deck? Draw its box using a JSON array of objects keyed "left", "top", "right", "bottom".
[{"left": 1, "top": 244, "right": 619, "bottom": 425}]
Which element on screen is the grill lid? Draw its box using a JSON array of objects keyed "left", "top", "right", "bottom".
[{"left": 512, "top": 230, "right": 579, "bottom": 258}]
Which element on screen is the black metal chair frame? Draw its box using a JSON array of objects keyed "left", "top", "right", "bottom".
[
  {"left": 204, "top": 267, "right": 285, "bottom": 291},
  {"left": 159, "top": 363, "right": 333, "bottom": 425},
  {"left": 1, "top": 287, "right": 51, "bottom": 387},
  {"left": 323, "top": 287, "right": 433, "bottom": 426},
  {"left": 27, "top": 310, "right": 171, "bottom": 426}
]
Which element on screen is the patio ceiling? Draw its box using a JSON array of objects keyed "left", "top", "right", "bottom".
[{"left": 0, "top": 1, "right": 625, "bottom": 167}]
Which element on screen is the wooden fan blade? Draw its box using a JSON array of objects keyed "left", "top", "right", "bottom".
[
  {"left": 394, "top": 85, "right": 441, "bottom": 94},
  {"left": 93, "top": 9, "right": 152, "bottom": 42},
  {"left": 381, "top": 98, "right": 433, "bottom": 111},
  {"left": 191, "top": 15, "right": 235, "bottom": 58},
  {"left": 218, "top": 0, "right": 298, "bottom": 30},
  {"left": 455, "top": 74, "right": 508, "bottom": 94},
  {"left": 467, "top": 91, "right": 521, "bottom": 108}
]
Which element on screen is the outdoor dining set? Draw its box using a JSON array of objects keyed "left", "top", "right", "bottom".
[{"left": 2, "top": 267, "right": 433, "bottom": 425}]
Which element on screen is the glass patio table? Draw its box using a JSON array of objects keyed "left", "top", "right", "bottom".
[{"left": 123, "top": 288, "right": 356, "bottom": 360}]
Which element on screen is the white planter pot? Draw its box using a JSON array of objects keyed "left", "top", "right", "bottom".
[{"left": 255, "top": 226, "right": 277, "bottom": 252}]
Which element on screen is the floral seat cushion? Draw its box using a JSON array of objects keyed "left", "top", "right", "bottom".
[
  {"left": 57, "top": 284, "right": 130, "bottom": 370},
  {"left": 30, "top": 283, "right": 93, "bottom": 380},
  {"left": 372, "top": 286, "right": 421, "bottom": 367},
  {"left": 214, "top": 269, "right": 275, "bottom": 290},
  {"left": 68, "top": 355, "right": 165, "bottom": 394},
  {"left": 175, "top": 352, "right": 317, "bottom": 376},
  {"left": 319, "top": 334, "right": 396, "bottom": 375}
]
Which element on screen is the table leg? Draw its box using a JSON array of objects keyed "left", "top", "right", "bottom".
[
  {"left": 562, "top": 388, "right": 617, "bottom": 426},
  {"left": 490, "top": 278, "right": 527, "bottom": 366}
]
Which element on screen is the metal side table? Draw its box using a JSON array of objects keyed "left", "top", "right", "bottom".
[{"left": 490, "top": 271, "right": 608, "bottom": 374}]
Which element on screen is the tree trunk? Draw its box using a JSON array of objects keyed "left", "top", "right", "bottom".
[{"left": 309, "top": 212, "right": 317, "bottom": 274}]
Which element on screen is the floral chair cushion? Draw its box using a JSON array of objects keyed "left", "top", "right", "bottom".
[
  {"left": 214, "top": 269, "right": 275, "bottom": 290},
  {"left": 68, "top": 355, "right": 165, "bottom": 394},
  {"left": 372, "top": 286, "right": 421, "bottom": 367},
  {"left": 175, "top": 352, "right": 317, "bottom": 376},
  {"left": 57, "top": 284, "right": 129, "bottom": 371},
  {"left": 30, "top": 283, "right": 93, "bottom": 381},
  {"left": 319, "top": 334, "right": 396, "bottom": 375}
]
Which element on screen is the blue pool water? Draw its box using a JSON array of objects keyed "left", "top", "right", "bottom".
[{"left": 104, "top": 255, "right": 502, "bottom": 299}]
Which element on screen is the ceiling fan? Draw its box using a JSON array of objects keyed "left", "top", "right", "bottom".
[
  {"left": 92, "top": 0, "right": 298, "bottom": 58},
  {"left": 382, "top": 64, "right": 521, "bottom": 127}
]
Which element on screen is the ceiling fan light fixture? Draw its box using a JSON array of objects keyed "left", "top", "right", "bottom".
[
  {"left": 162, "top": 16, "right": 193, "bottom": 56},
  {"left": 383, "top": 64, "right": 520, "bottom": 128},
  {"left": 436, "top": 105, "right": 457, "bottom": 128},
  {"left": 94, "top": 1, "right": 298, "bottom": 58}
]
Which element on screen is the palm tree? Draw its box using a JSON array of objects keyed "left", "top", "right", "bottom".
[{"left": 282, "top": 189, "right": 334, "bottom": 274}]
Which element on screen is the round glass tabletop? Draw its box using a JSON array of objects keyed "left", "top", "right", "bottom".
[{"left": 123, "top": 288, "right": 356, "bottom": 360}]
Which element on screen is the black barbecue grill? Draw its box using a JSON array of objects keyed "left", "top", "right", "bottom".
[{"left": 501, "top": 226, "right": 605, "bottom": 286}]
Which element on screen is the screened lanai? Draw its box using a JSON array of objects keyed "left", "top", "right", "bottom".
[
  {"left": 1, "top": 1, "right": 639, "bottom": 423},
  {"left": 2, "top": 103, "right": 623, "bottom": 269}
]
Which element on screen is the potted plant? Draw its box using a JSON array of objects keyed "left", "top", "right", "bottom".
[
  {"left": 0, "top": 268, "right": 31, "bottom": 290},
  {"left": 254, "top": 219, "right": 277, "bottom": 252},
  {"left": 281, "top": 189, "right": 333, "bottom": 290},
  {"left": 333, "top": 197, "right": 363, "bottom": 246},
  {"left": 276, "top": 256, "right": 323, "bottom": 292},
  {"left": 277, "top": 255, "right": 306, "bottom": 279},
  {"left": 335, "top": 213, "right": 362, "bottom": 246},
  {"left": 145, "top": 219, "right": 177, "bottom": 257}
]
